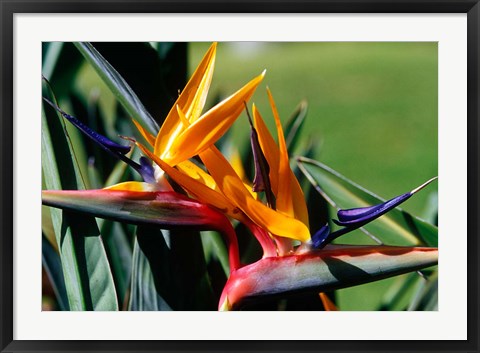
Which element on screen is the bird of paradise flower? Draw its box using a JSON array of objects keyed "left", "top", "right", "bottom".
[{"left": 42, "top": 42, "right": 438, "bottom": 311}]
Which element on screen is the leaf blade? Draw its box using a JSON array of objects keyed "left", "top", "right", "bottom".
[{"left": 128, "top": 235, "right": 172, "bottom": 311}]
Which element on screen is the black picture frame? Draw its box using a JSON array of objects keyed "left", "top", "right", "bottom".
[{"left": 1, "top": 1, "right": 478, "bottom": 352}]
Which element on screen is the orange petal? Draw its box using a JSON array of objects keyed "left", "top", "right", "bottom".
[
  {"left": 104, "top": 181, "right": 160, "bottom": 192},
  {"left": 265, "top": 89, "right": 309, "bottom": 226},
  {"left": 319, "top": 292, "right": 338, "bottom": 311},
  {"left": 219, "top": 147, "right": 258, "bottom": 199},
  {"left": 132, "top": 119, "right": 156, "bottom": 147},
  {"left": 289, "top": 169, "right": 309, "bottom": 226},
  {"left": 164, "top": 71, "right": 265, "bottom": 166},
  {"left": 137, "top": 142, "right": 240, "bottom": 219},
  {"left": 154, "top": 43, "right": 217, "bottom": 156},
  {"left": 267, "top": 88, "right": 294, "bottom": 217},
  {"left": 223, "top": 175, "right": 310, "bottom": 242},
  {"left": 252, "top": 104, "right": 280, "bottom": 196},
  {"left": 176, "top": 160, "right": 219, "bottom": 191},
  {"left": 200, "top": 147, "right": 310, "bottom": 242},
  {"left": 184, "top": 44, "right": 217, "bottom": 122},
  {"left": 229, "top": 147, "right": 247, "bottom": 182}
]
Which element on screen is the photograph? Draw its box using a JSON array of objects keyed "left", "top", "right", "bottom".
[{"left": 41, "top": 41, "right": 439, "bottom": 312}]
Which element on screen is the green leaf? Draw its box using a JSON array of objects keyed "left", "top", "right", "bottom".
[
  {"left": 42, "top": 235, "right": 68, "bottom": 310},
  {"left": 89, "top": 42, "right": 187, "bottom": 128},
  {"left": 422, "top": 191, "right": 438, "bottom": 226},
  {"left": 200, "top": 231, "right": 230, "bottom": 276},
  {"left": 100, "top": 221, "right": 132, "bottom": 306},
  {"left": 41, "top": 202, "right": 57, "bottom": 252},
  {"left": 42, "top": 88, "right": 118, "bottom": 311},
  {"left": 377, "top": 272, "right": 421, "bottom": 310},
  {"left": 104, "top": 159, "right": 130, "bottom": 187},
  {"left": 221, "top": 245, "right": 438, "bottom": 310},
  {"left": 128, "top": 235, "right": 172, "bottom": 311},
  {"left": 297, "top": 157, "right": 438, "bottom": 247},
  {"left": 73, "top": 42, "right": 159, "bottom": 135},
  {"left": 42, "top": 42, "right": 84, "bottom": 99},
  {"left": 408, "top": 269, "right": 438, "bottom": 311},
  {"left": 285, "top": 100, "right": 308, "bottom": 154},
  {"left": 128, "top": 226, "right": 216, "bottom": 310},
  {"left": 42, "top": 42, "right": 64, "bottom": 80}
]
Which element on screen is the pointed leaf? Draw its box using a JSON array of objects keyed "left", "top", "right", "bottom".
[
  {"left": 220, "top": 245, "right": 438, "bottom": 310},
  {"left": 285, "top": 100, "right": 308, "bottom": 153},
  {"left": 128, "top": 236, "right": 172, "bottom": 311},
  {"left": 297, "top": 157, "right": 438, "bottom": 247},
  {"left": 100, "top": 221, "right": 133, "bottom": 306},
  {"left": 378, "top": 272, "right": 420, "bottom": 310},
  {"left": 129, "top": 226, "right": 216, "bottom": 310},
  {"left": 41, "top": 204, "right": 57, "bottom": 252},
  {"left": 42, "top": 42, "right": 84, "bottom": 100},
  {"left": 200, "top": 230, "right": 230, "bottom": 276},
  {"left": 42, "top": 236, "right": 68, "bottom": 310},
  {"left": 408, "top": 270, "right": 438, "bottom": 311},
  {"left": 89, "top": 42, "right": 186, "bottom": 128},
  {"left": 74, "top": 42, "right": 159, "bottom": 135}
]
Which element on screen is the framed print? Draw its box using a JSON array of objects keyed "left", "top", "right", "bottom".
[{"left": 1, "top": 1, "right": 479, "bottom": 352}]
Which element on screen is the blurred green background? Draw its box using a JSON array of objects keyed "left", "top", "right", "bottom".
[{"left": 54, "top": 42, "right": 437, "bottom": 310}]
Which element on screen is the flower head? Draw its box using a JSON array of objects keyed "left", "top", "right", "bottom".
[{"left": 42, "top": 42, "right": 438, "bottom": 312}]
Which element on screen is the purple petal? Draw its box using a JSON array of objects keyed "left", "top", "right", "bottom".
[
  {"left": 250, "top": 129, "right": 269, "bottom": 192},
  {"left": 311, "top": 224, "right": 330, "bottom": 249},
  {"left": 43, "top": 98, "right": 131, "bottom": 154},
  {"left": 334, "top": 192, "right": 412, "bottom": 226},
  {"left": 43, "top": 98, "right": 157, "bottom": 182},
  {"left": 333, "top": 177, "right": 437, "bottom": 227},
  {"left": 139, "top": 157, "right": 155, "bottom": 183}
]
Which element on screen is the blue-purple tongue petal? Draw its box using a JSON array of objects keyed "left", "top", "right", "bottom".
[
  {"left": 139, "top": 157, "right": 155, "bottom": 183},
  {"left": 334, "top": 192, "right": 412, "bottom": 226},
  {"left": 43, "top": 98, "right": 156, "bottom": 183},
  {"left": 43, "top": 98, "right": 131, "bottom": 154},
  {"left": 333, "top": 177, "right": 438, "bottom": 227},
  {"left": 311, "top": 224, "right": 330, "bottom": 249}
]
